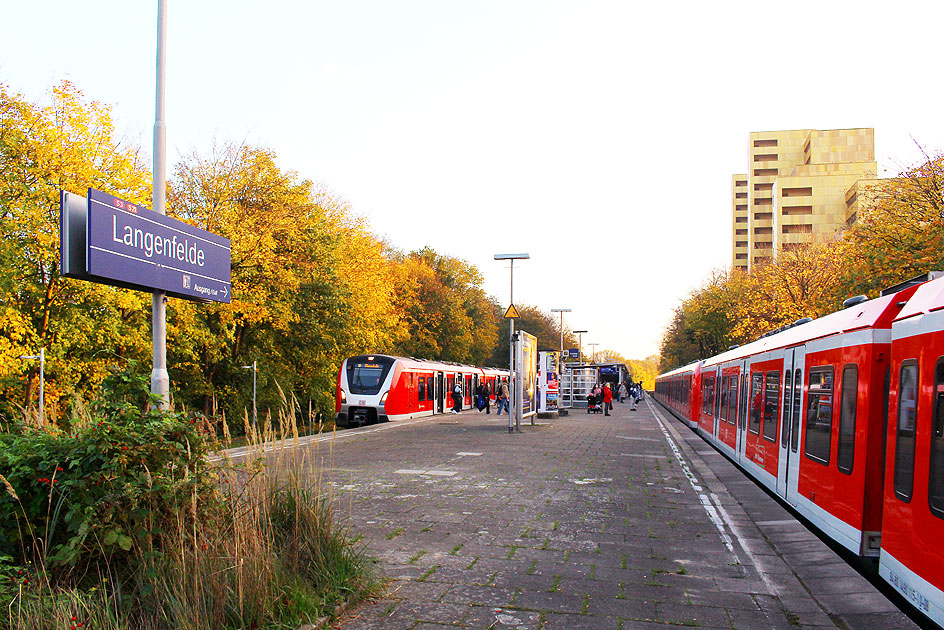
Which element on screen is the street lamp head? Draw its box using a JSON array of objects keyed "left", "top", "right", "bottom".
[
  {"left": 493, "top": 253, "right": 530, "bottom": 260},
  {"left": 240, "top": 365, "right": 254, "bottom": 370},
  {"left": 19, "top": 355, "right": 39, "bottom": 360},
  {"left": 573, "top": 330, "right": 587, "bottom": 334},
  {"left": 550, "top": 308, "right": 571, "bottom": 313}
]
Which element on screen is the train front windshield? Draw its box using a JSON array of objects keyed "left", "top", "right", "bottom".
[{"left": 346, "top": 356, "right": 394, "bottom": 395}]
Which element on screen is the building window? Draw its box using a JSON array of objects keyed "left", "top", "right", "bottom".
[
  {"left": 782, "top": 224, "right": 813, "bottom": 234},
  {"left": 838, "top": 365, "right": 857, "bottom": 474},
  {"left": 753, "top": 168, "right": 778, "bottom": 176},
  {"left": 735, "top": 254, "right": 747, "bottom": 260},
  {"left": 754, "top": 139, "right": 778, "bottom": 147},
  {"left": 753, "top": 154, "right": 779, "bottom": 162},
  {"left": 894, "top": 360, "right": 918, "bottom": 502},
  {"left": 754, "top": 212, "right": 773, "bottom": 221},
  {"left": 753, "top": 198, "right": 773, "bottom": 206},
  {"left": 755, "top": 227, "right": 773, "bottom": 235},
  {"left": 805, "top": 366, "right": 834, "bottom": 465},
  {"left": 736, "top": 229, "right": 748, "bottom": 236},
  {"left": 782, "top": 205, "right": 813, "bottom": 216},
  {"left": 735, "top": 216, "right": 748, "bottom": 223},
  {"left": 929, "top": 358, "right": 944, "bottom": 519},
  {"left": 753, "top": 183, "right": 774, "bottom": 191},
  {"left": 763, "top": 370, "right": 779, "bottom": 442},
  {"left": 736, "top": 179, "right": 747, "bottom": 186},
  {"left": 735, "top": 192, "right": 747, "bottom": 199},
  {"left": 782, "top": 187, "right": 813, "bottom": 197}
]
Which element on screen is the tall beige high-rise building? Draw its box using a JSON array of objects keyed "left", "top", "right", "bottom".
[{"left": 732, "top": 128, "right": 876, "bottom": 272}]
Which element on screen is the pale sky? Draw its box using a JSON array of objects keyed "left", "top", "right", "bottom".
[{"left": 3, "top": 1, "right": 944, "bottom": 360}]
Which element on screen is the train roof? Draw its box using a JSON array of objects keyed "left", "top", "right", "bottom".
[
  {"left": 703, "top": 290, "right": 904, "bottom": 368},
  {"left": 658, "top": 360, "right": 702, "bottom": 379},
  {"left": 896, "top": 273, "right": 944, "bottom": 322}
]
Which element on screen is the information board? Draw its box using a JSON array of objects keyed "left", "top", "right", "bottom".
[{"left": 62, "top": 189, "right": 231, "bottom": 303}]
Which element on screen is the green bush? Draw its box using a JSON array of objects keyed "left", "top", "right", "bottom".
[{"left": 0, "top": 365, "right": 376, "bottom": 629}]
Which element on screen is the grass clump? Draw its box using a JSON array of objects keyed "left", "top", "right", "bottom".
[{"left": 0, "top": 364, "right": 376, "bottom": 629}]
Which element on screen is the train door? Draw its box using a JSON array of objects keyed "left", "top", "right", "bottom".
[
  {"left": 776, "top": 346, "right": 805, "bottom": 505},
  {"left": 435, "top": 372, "right": 444, "bottom": 413},
  {"left": 736, "top": 360, "right": 749, "bottom": 465}
]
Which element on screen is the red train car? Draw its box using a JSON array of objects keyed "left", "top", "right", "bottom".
[
  {"left": 335, "top": 355, "right": 507, "bottom": 427},
  {"left": 654, "top": 275, "right": 943, "bottom": 628},
  {"left": 880, "top": 276, "right": 944, "bottom": 626}
]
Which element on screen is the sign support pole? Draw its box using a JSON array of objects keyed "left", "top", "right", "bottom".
[
  {"left": 509, "top": 259, "right": 515, "bottom": 434},
  {"left": 151, "top": 0, "right": 170, "bottom": 410}
]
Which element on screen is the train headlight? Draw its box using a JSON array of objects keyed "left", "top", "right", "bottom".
[
  {"left": 340, "top": 389, "right": 347, "bottom": 403},
  {"left": 380, "top": 391, "right": 389, "bottom": 405}
]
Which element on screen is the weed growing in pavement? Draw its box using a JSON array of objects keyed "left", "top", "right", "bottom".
[{"left": 0, "top": 364, "right": 377, "bottom": 629}]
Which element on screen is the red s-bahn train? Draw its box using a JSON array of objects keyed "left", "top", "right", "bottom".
[
  {"left": 335, "top": 354, "right": 507, "bottom": 427},
  {"left": 654, "top": 272, "right": 944, "bottom": 628}
]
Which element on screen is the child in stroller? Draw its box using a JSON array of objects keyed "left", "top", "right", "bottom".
[{"left": 587, "top": 392, "right": 603, "bottom": 414}]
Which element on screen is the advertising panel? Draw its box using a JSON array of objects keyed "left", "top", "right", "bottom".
[
  {"left": 516, "top": 330, "right": 538, "bottom": 419},
  {"left": 538, "top": 351, "right": 559, "bottom": 413}
]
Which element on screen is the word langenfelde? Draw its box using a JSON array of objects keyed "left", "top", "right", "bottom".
[{"left": 112, "top": 215, "right": 206, "bottom": 267}]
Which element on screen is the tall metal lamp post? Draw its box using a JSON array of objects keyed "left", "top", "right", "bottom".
[
  {"left": 494, "top": 253, "right": 529, "bottom": 433},
  {"left": 19, "top": 348, "right": 44, "bottom": 424},
  {"left": 550, "top": 308, "right": 571, "bottom": 374},
  {"left": 573, "top": 330, "right": 587, "bottom": 364},
  {"left": 588, "top": 343, "right": 599, "bottom": 365},
  {"left": 240, "top": 361, "right": 257, "bottom": 427}
]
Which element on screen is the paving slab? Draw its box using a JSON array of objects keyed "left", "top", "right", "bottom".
[{"left": 252, "top": 397, "right": 923, "bottom": 629}]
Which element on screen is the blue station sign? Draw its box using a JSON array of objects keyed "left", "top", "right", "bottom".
[{"left": 61, "top": 189, "right": 231, "bottom": 303}]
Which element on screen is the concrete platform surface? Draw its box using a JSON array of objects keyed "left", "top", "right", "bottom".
[{"left": 280, "top": 399, "right": 921, "bottom": 629}]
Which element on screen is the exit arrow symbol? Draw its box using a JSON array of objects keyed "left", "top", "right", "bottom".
[{"left": 221, "top": 286, "right": 229, "bottom": 298}]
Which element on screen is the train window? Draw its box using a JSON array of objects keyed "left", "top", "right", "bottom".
[
  {"left": 346, "top": 356, "right": 394, "bottom": 395},
  {"left": 749, "top": 372, "right": 763, "bottom": 435},
  {"left": 763, "top": 370, "right": 779, "bottom": 442},
  {"left": 739, "top": 373, "right": 748, "bottom": 428},
  {"left": 782, "top": 369, "right": 793, "bottom": 448},
  {"left": 791, "top": 369, "right": 802, "bottom": 452},
  {"left": 929, "top": 358, "right": 944, "bottom": 519},
  {"left": 837, "top": 365, "right": 858, "bottom": 474},
  {"left": 727, "top": 376, "right": 738, "bottom": 425},
  {"left": 804, "top": 367, "right": 834, "bottom": 465},
  {"left": 715, "top": 374, "right": 723, "bottom": 418},
  {"left": 720, "top": 376, "right": 729, "bottom": 421},
  {"left": 418, "top": 377, "right": 426, "bottom": 402},
  {"left": 894, "top": 361, "right": 918, "bottom": 502}
]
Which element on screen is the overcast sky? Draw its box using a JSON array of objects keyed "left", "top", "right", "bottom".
[{"left": 3, "top": 0, "right": 944, "bottom": 361}]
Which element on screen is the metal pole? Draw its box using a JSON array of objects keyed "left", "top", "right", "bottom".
[
  {"left": 252, "top": 360, "right": 257, "bottom": 427},
  {"left": 38, "top": 347, "right": 44, "bottom": 425},
  {"left": 150, "top": 0, "right": 170, "bottom": 410},
  {"left": 509, "top": 259, "right": 515, "bottom": 434}
]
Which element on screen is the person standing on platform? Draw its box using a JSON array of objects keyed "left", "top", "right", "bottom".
[
  {"left": 452, "top": 380, "right": 462, "bottom": 414},
  {"left": 603, "top": 383, "right": 613, "bottom": 416}
]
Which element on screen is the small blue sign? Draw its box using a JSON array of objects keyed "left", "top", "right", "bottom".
[
  {"left": 86, "top": 189, "right": 231, "bottom": 303},
  {"left": 567, "top": 348, "right": 580, "bottom": 358}
]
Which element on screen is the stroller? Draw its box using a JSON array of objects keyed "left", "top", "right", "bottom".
[{"left": 586, "top": 393, "right": 603, "bottom": 414}]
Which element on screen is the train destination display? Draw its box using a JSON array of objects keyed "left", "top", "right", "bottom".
[{"left": 61, "top": 189, "right": 231, "bottom": 303}]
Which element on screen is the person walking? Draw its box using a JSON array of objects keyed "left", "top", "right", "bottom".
[
  {"left": 618, "top": 381, "right": 628, "bottom": 403},
  {"left": 496, "top": 379, "right": 510, "bottom": 415},
  {"left": 603, "top": 383, "right": 613, "bottom": 416}
]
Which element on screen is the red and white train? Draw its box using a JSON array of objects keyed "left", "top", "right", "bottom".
[
  {"left": 654, "top": 272, "right": 944, "bottom": 628},
  {"left": 335, "top": 355, "right": 507, "bottom": 427}
]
